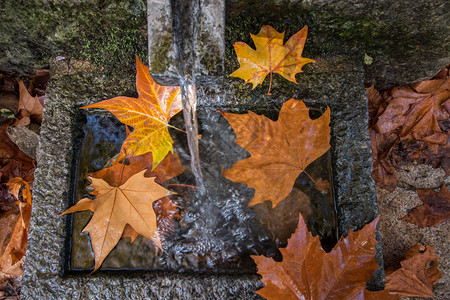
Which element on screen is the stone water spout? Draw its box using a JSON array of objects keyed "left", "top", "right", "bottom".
[{"left": 148, "top": 0, "right": 225, "bottom": 195}]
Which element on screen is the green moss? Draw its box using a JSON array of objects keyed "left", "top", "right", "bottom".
[
  {"left": 149, "top": 31, "right": 173, "bottom": 74},
  {"left": 1, "top": 0, "right": 147, "bottom": 77},
  {"left": 225, "top": 1, "right": 444, "bottom": 73}
]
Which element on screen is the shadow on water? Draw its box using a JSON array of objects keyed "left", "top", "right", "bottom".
[{"left": 69, "top": 104, "right": 337, "bottom": 273}]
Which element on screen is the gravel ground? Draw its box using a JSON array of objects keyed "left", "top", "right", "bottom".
[{"left": 377, "top": 163, "right": 449, "bottom": 299}]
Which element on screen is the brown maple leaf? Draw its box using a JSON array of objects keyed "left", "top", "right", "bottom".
[
  {"left": 362, "top": 243, "right": 441, "bottom": 299},
  {"left": 82, "top": 56, "right": 182, "bottom": 169},
  {"left": 402, "top": 185, "right": 450, "bottom": 228},
  {"left": 221, "top": 99, "right": 330, "bottom": 207},
  {"left": 231, "top": 25, "right": 315, "bottom": 95},
  {"left": 367, "top": 85, "right": 400, "bottom": 191},
  {"left": 12, "top": 81, "right": 44, "bottom": 126},
  {"left": 314, "top": 178, "right": 330, "bottom": 194},
  {"left": 252, "top": 213, "right": 379, "bottom": 299},
  {"left": 384, "top": 243, "right": 442, "bottom": 298},
  {"left": 368, "top": 66, "right": 449, "bottom": 187},
  {"left": 0, "top": 177, "right": 32, "bottom": 276},
  {"left": 61, "top": 170, "right": 174, "bottom": 271},
  {"left": 374, "top": 81, "right": 449, "bottom": 152}
]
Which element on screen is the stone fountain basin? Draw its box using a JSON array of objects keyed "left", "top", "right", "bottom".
[{"left": 23, "top": 0, "right": 444, "bottom": 297}]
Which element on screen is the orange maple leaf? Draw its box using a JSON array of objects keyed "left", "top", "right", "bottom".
[
  {"left": 82, "top": 56, "right": 182, "bottom": 169},
  {"left": 252, "top": 214, "right": 379, "bottom": 299},
  {"left": 88, "top": 151, "right": 184, "bottom": 242},
  {"left": 61, "top": 170, "right": 174, "bottom": 271},
  {"left": 221, "top": 99, "right": 330, "bottom": 207},
  {"left": 230, "top": 25, "right": 315, "bottom": 94}
]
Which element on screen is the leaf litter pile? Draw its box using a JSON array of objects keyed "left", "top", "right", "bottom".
[
  {"left": 0, "top": 70, "right": 48, "bottom": 299},
  {"left": 0, "top": 22, "right": 447, "bottom": 299},
  {"left": 368, "top": 66, "right": 449, "bottom": 235}
]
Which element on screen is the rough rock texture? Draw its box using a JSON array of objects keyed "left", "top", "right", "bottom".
[
  {"left": 6, "top": 126, "right": 40, "bottom": 160},
  {"left": 226, "top": 0, "right": 449, "bottom": 89},
  {"left": 0, "top": 0, "right": 148, "bottom": 76},
  {"left": 377, "top": 164, "right": 449, "bottom": 299}
]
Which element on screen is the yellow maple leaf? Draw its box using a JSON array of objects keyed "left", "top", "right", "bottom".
[
  {"left": 61, "top": 170, "right": 174, "bottom": 271},
  {"left": 82, "top": 56, "right": 182, "bottom": 169},
  {"left": 231, "top": 25, "right": 315, "bottom": 95}
]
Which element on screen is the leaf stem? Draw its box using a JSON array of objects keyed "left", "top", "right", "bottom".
[
  {"left": 268, "top": 72, "right": 273, "bottom": 95},
  {"left": 167, "top": 124, "right": 187, "bottom": 134},
  {"left": 303, "top": 170, "right": 316, "bottom": 184},
  {"left": 117, "top": 151, "right": 128, "bottom": 187},
  {"left": 163, "top": 183, "right": 197, "bottom": 190}
]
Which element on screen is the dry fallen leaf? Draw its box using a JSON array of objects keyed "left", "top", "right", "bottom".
[
  {"left": 82, "top": 56, "right": 182, "bottom": 169},
  {"left": 6, "top": 178, "right": 31, "bottom": 205},
  {"left": 374, "top": 82, "right": 449, "bottom": 154},
  {"left": 61, "top": 170, "right": 174, "bottom": 271},
  {"left": 221, "top": 99, "right": 330, "bottom": 207},
  {"left": 367, "top": 65, "right": 450, "bottom": 189},
  {"left": 231, "top": 25, "right": 315, "bottom": 94},
  {"left": 252, "top": 213, "right": 379, "bottom": 299},
  {"left": 0, "top": 122, "right": 35, "bottom": 185},
  {"left": 12, "top": 81, "right": 43, "bottom": 126},
  {"left": 384, "top": 244, "right": 442, "bottom": 298},
  {"left": 0, "top": 177, "right": 32, "bottom": 276},
  {"left": 402, "top": 185, "right": 450, "bottom": 228}
]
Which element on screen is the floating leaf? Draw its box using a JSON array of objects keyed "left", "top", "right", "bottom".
[
  {"left": 221, "top": 99, "right": 330, "bottom": 207},
  {"left": 61, "top": 170, "right": 174, "bottom": 271},
  {"left": 82, "top": 56, "right": 182, "bottom": 169}
]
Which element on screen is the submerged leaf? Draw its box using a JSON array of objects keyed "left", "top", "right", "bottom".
[{"left": 314, "top": 178, "right": 330, "bottom": 194}]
